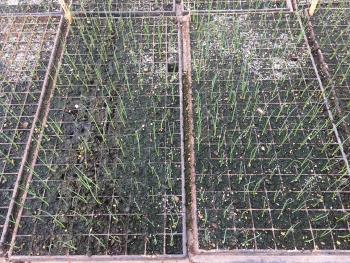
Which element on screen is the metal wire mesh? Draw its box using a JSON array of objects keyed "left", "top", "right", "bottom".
[
  {"left": 309, "top": 7, "right": 350, "bottom": 146},
  {"left": 11, "top": 15, "right": 185, "bottom": 256},
  {"left": 0, "top": 0, "right": 175, "bottom": 14},
  {"left": 0, "top": 0, "right": 349, "bottom": 260},
  {"left": 0, "top": 0, "right": 59, "bottom": 14},
  {"left": 71, "top": 0, "right": 174, "bottom": 12},
  {"left": 190, "top": 12, "right": 350, "bottom": 251},
  {"left": 298, "top": 0, "right": 350, "bottom": 6},
  {"left": 183, "top": 0, "right": 287, "bottom": 11},
  {"left": 0, "top": 14, "right": 60, "bottom": 244}
]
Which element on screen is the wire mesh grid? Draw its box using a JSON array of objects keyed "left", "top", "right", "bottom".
[
  {"left": 308, "top": 7, "right": 350, "bottom": 146},
  {"left": 183, "top": 0, "right": 288, "bottom": 11},
  {"left": 0, "top": 0, "right": 59, "bottom": 14},
  {"left": 190, "top": 12, "right": 350, "bottom": 251},
  {"left": 297, "top": 0, "right": 350, "bottom": 7},
  {"left": 70, "top": 0, "right": 174, "bottom": 12},
  {"left": 0, "top": 0, "right": 349, "bottom": 261},
  {"left": 0, "top": 0, "right": 175, "bottom": 14},
  {"left": 0, "top": 14, "right": 60, "bottom": 246},
  {"left": 10, "top": 15, "right": 186, "bottom": 257}
]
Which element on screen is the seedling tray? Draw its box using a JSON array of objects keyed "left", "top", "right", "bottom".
[
  {"left": 190, "top": 12, "right": 350, "bottom": 251},
  {"left": 9, "top": 15, "right": 186, "bottom": 258}
]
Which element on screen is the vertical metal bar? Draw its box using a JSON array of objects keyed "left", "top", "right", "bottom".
[
  {"left": 179, "top": 13, "right": 199, "bottom": 255},
  {"left": 176, "top": 0, "right": 188, "bottom": 256},
  {"left": 286, "top": 0, "right": 294, "bottom": 11},
  {"left": 58, "top": 0, "right": 72, "bottom": 24}
]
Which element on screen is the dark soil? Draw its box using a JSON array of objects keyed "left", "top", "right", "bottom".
[
  {"left": 12, "top": 16, "right": 184, "bottom": 256},
  {"left": 2, "top": 3, "right": 350, "bottom": 258},
  {"left": 191, "top": 13, "right": 350, "bottom": 251}
]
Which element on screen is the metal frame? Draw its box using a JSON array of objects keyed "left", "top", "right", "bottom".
[
  {"left": 8, "top": 14, "right": 187, "bottom": 260},
  {"left": 189, "top": 8, "right": 348, "bottom": 253}
]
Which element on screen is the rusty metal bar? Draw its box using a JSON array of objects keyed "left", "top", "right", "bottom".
[
  {"left": 303, "top": 8, "right": 350, "bottom": 148},
  {"left": 8, "top": 250, "right": 350, "bottom": 263},
  {"left": 296, "top": 12, "right": 350, "bottom": 177},
  {"left": 176, "top": 0, "right": 188, "bottom": 256},
  {"left": 178, "top": 12, "right": 199, "bottom": 255},
  {"left": 9, "top": 255, "right": 187, "bottom": 263},
  {"left": 193, "top": 251, "right": 350, "bottom": 263}
]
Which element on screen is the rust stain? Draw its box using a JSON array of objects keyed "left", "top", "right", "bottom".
[{"left": 180, "top": 14, "right": 199, "bottom": 256}]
